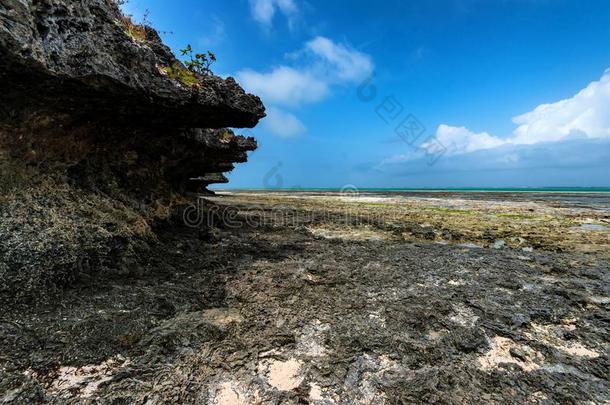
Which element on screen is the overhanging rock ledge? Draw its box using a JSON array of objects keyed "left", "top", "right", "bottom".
[{"left": 0, "top": 0, "right": 266, "bottom": 303}]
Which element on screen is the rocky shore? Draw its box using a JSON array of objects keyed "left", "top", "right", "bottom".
[
  {"left": 1, "top": 191, "right": 609, "bottom": 403},
  {"left": 1, "top": 0, "right": 609, "bottom": 403}
]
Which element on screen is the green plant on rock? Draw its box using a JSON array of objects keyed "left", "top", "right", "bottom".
[
  {"left": 180, "top": 44, "right": 216, "bottom": 76},
  {"left": 161, "top": 45, "right": 217, "bottom": 87}
]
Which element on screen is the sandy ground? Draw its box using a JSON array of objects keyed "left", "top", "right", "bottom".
[{"left": 1, "top": 191, "right": 609, "bottom": 403}]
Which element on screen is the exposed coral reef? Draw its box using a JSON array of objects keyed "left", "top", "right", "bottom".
[{"left": 1, "top": 192, "right": 609, "bottom": 403}]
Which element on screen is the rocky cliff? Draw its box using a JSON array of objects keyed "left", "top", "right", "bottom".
[{"left": 0, "top": 0, "right": 265, "bottom": 303}]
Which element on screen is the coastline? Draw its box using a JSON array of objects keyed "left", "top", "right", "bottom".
[{"left": 215, "top": 187, "right": 610, "bottom": 194}]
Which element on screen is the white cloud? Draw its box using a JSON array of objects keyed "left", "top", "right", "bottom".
[
  {"left": 305, "top": 36, "right": 374, "bottom": 82},
  {"left": 249, "top": 0, "right": 298, "bottom": 29},
  {"left": 430, "top": 124, "right": 505, "bottom": 154},
  {"left": 263, "top": 106, "right": 306, "bottom": 137},
  {"left": 511, "top": 69, "right": 610, "bottom": 144},
  {"left": 237, "top": 36, "right": 373, "bottom": 107},
  {"left": 237, "top": 36, "right": 373, "bottom": 137},
  {"left": 237, "top": 66, "right": 329, "bottom": 106},
  {"left": 428, "top": 69, "right": 610, "bottom": 157},
  {"left": 377, "top": 151, "right": 420, "bottom": 167}
]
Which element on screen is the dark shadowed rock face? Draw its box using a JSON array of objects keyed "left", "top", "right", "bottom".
[
  {"left": 0, "top": 0, "right": 265, "bottom": 191},
  {"left": 0, "top": 0, "right": 265, "bottom": 127},
  {"left": 0, "top": 0, "right": 264, "bottom": 303}
]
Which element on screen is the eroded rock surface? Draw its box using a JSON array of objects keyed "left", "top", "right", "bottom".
[
  {"left": 0, "top": 195, "right": 608, "bottom": 403},
  {"left": 0, "top": 0, "right": 264, "bottom": 303}
]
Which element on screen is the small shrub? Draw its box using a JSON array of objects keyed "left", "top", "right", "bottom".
[
  {"left": 180, "top": 44, "right": 216, "bottom": 76},
  {"left": 160, "top": 45, "right": 217, "bottom": 87}
]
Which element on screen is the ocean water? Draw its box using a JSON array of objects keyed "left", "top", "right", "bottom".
[{"left": 244, "top": 187, "right": 610, "bottom": 193}]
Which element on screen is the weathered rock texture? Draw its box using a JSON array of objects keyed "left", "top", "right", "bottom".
[
  {"left": 0, "top": 193, "right": 608, "bottom": 403},
  {"left": 0, "top": 0, "right": 264, "bottom": 127},
  {"left": 0, "top": 0, "right": 264, "bottom": 303}
]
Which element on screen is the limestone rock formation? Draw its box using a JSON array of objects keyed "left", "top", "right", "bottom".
[
  {"left": 0, "top": 0, "right": 265, "bottom": 303},
  {"left": 0, "top": 0, "right": 265, "bottom": 127}
]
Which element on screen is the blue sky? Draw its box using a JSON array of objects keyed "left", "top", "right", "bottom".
[{"left": 124, "top": 0, "right": 610, "bottom": 188}]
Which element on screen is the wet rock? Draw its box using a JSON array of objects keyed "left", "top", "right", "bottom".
[
  {"left": 493, "top": 240, "right": 506, "bottom": 249},
  {"left": 577, "top": 224, "right": 608, "bottom": 231}
]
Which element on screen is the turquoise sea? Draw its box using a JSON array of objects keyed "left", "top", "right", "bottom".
[{"left": 225, "top": 187, "right": 610, "bottom": 193}]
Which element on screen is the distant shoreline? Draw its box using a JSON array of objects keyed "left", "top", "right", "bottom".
[{"left": 215, "top": 187, "right": 610, "bottom": 194}]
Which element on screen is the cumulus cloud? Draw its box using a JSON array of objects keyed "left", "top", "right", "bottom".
[
  {"left": 237, "top": 36, "right": 373, "bottom": 106},
  {"left": 249, "top": 0, "right": 298, "bottom": 28},
  {"left": 237, "top": 66, "right": 329, "bottom": 106},
  {"left": 305, "top": 36, "right": 374, "bottom": 82},
  {"left": 511, "top": 69, "right": 610, "bottom": 144},
  {"left": 431, "top": 124, "right": 505, "bottom": 154},
  {"left": 262, "top": 106, "right": 306, "bottom": 137},
  {"left": 431, "top": 69, "right": 610, "bottom": 156},
  {"left": 237, "top": 36, "right": 373, "bottom": 137}
]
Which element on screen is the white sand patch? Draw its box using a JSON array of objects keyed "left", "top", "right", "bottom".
[
  {"left": 46, "top": 356, "right": 129, "bottom": 398},
  {"left": 214, "top": 381, "right": 249, "bottom": 405},
  {"left": 307, "top": 226, "right": 390, "bottom": 241},
  {"left": 478, "top": 336, "right": 544, "bottom": 372},
  {"left": 260, "top": 358, "right": 304, "bottom": 391},
  {"left": 527, "top": 322, "right": 600, "bottom": 359},
  {"left": 427, "top": 329, "right": 448, "bottom": 341},
  {"left": 559, "top": 343, "right": 600, "bottom": 358},
  {"left": 309, "top": 382, "right": 331, "bottom": 402},
  {"left": 528, "top": 391, "right": 549, "bottom": 402},
  {"left": 202, "top": 308, "right": 243, "bottom": 327},
  {"left": 337, "top": 196, "right": 403, "bottom": 204}
]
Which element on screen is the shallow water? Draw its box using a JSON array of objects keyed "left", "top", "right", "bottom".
[
  {"left": 578, "top": 223, "right": 608, "bottom": 231},
  {"left": 224, "top": 189, "right": 610, "bottom": 211}
]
